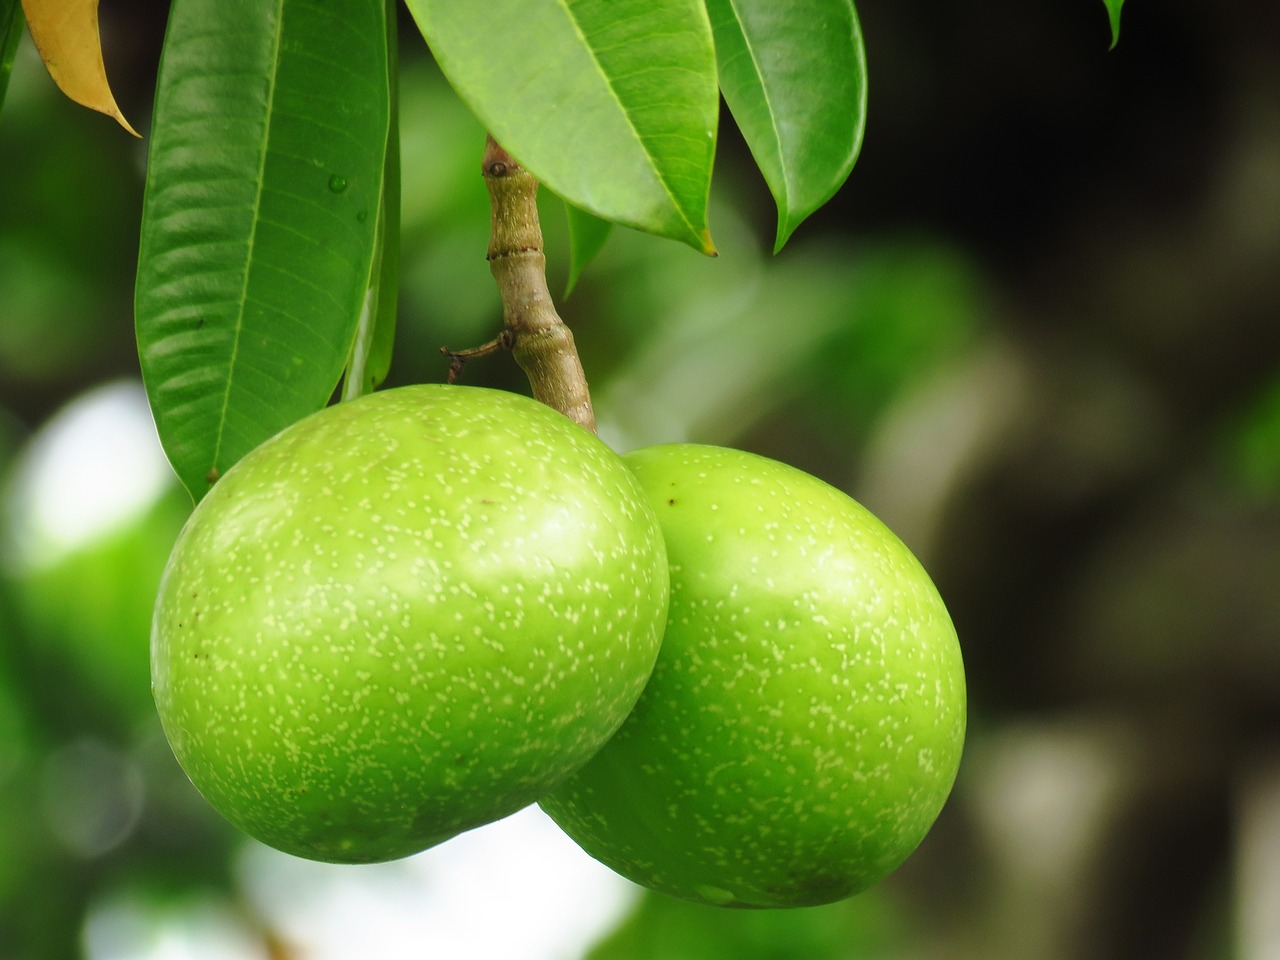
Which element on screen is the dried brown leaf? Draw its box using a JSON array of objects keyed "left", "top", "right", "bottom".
[{"left": 21, "top": 0, "right": 138, "bottom": 135}]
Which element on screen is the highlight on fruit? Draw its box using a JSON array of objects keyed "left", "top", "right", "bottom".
[
  {"left": 541, "top": 443, "right": 966, "bottom": 908},
  {"left": 150, "top": 384, "right": 670, "bottom": 863}
]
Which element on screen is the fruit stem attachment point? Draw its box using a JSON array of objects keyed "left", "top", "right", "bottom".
[
  {"left": 440, "top": 331, "right": 512, "bottom": 384},
  {"left": 444, "top": 136, "right": 597, "bottom": 433}
]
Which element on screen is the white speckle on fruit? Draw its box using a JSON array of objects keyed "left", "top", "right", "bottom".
[
  {"left": 152, "top": 385, "right": 669, "bottom": 865},
  {"left": 540, "top": 442, "right": 965, "bottom": 908}
]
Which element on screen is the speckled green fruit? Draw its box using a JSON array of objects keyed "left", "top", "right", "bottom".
[
  {"left": 540, "top": 444, "right": 966, "bottom": 908},
  {"left": 151, "top": 385, "right": 669, "bottom": 864}
]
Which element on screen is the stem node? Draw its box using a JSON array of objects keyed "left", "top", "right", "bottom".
[
  {"left": 440, "top": 331, "right": 512, "bottom": 384},
  {"left": 446, "top": 136, "right": 597, "bottom": 433}
]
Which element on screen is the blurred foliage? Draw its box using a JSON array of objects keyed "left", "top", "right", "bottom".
[
  {"left": 1, "top": 0, "right": 1279, "bottom": 958},
  {"left": 10, "top": 489, "right": 189, "bottom": 727},
  {"left": 0, "top": 0, "right": 22, "bottom": 113},
  {"left": 587, "top": 886, "right": 902, "bottom": 960},
  {"left": 0, "top": 42, "right": 141, "bottom": 400},
  {"left": 1229, "top": 371, "right": 1280, "bottom": 496}
]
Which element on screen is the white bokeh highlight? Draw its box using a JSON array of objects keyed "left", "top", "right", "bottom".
[
  {"left": 5, "top": 379, "right": 174, "bottom": 570},
  {"left": 239, "top": 805, "right": 637, "bottom": 960}
]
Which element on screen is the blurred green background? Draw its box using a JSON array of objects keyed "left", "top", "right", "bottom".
[{"left": 2, "top": 1, "right": 1279, "bottom": 958}]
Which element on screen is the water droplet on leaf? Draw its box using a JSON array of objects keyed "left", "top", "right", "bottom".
[{"left": 328, "top": 175, "right": 348, "bottom": 193}]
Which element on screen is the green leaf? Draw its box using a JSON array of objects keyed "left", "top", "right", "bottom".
[
  {"left": 1102, "top": 0, "right": 1125, "bottom": 48},
  {"left": 406, "top": 0, "right": 718, "bottom": 253},
  {"left": 343, "top": 0, "right": 400, "bottom": 400},
  {"left": 135, "top": 0, "right": 390, "bottom": 500},
  {"left": 0, "top": 0, "right": 22, "bottom": 113},
  {"left": 705, "top": 0, "right": 867, "bottom": 252},
  {"left": 563, "top": 201, "right": 612, "bottom": 297}
]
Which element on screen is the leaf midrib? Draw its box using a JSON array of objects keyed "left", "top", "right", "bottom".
[
  {"left": 210, "top": 0, "right": 287, "bottom": 471},
  {"left": 558, "top": 0, "right": 703, "bottom": 239},
  {"left": 725, "top": 0, "right": 788, "bottom": 201}
]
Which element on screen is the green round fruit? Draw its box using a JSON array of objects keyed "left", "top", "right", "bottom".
[
  {"left": 151, "top": 385, "right": 669, "bottom": 864},
  {"left": 540, "top": 444, "right": 966, "bottom": 908}
]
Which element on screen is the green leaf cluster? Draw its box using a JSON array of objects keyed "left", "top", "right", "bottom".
[{"left": 133, "top": 0, "right": 868, "bottom": 498}]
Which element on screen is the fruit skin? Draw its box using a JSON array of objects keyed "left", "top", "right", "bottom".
[
  {"left": 151, "top": 384, "right": 669, "bottom": 864},
  {"left": 540, "top": 444, "right": 966, "bottom": 908}
]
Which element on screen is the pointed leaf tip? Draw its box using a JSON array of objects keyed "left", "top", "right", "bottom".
[
  {"left": 707, "top": 0, "right": 866, "bottom": 252},
  {"left": 408, "top": 0, "right": 718, "bottom": 250},
  {"left": 1103, "top": 0, "right": 1125, "bottom": 48},
  {"left": 700, "top": 228, "right": 718, "bottom": 257},
  {"left": 22, "top": 0, "right": 139, "bottom": 135}
]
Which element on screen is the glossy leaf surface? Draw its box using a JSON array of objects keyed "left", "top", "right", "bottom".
[
  {"left": 20, "top": 0, "right": 136, "bottom": 134},
  {"left": 135, "top": 0, "right": 390, "bottom": 499},
  {"left": 407, "top": 0, "right": 718, "bottom": 253},
  {"left": 705, "top": 0, "right": 866, "bottom": 251}
]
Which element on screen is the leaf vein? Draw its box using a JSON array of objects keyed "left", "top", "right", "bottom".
[{"left": 210, "top": 0, "right": 288, "bottom": 472}]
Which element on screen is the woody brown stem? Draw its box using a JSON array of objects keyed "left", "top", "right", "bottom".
[{"left": 480, "top": 136, "right": 597, "bottom": 433}]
